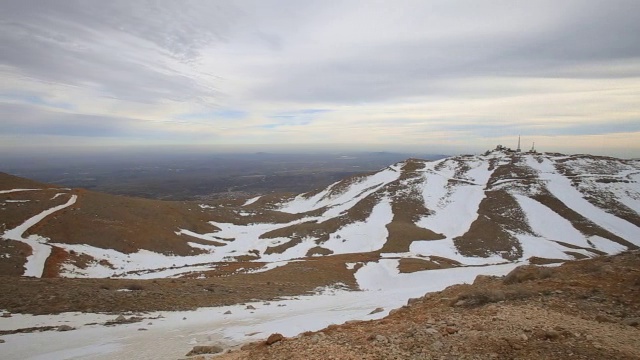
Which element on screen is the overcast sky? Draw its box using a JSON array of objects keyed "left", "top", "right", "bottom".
[{"left": 1, "top": 0, "right": 639, "bottom": 157}]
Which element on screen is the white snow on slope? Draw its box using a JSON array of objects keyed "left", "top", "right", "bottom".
[
  {"left": 242, "top": 196, "right": 262, "bottom": 206},
  {"left": 514, "top": 195, "right": 592, "bottom": 248},
  {"left": 1, "top": 261, "right": 519, "bottom": 360},
  {"left": 59, "top": 218, "right": 320, "bottom": 278},
  {"left": 355, "top": 259, "right": 519, "bottom": 292},
  {"left": 0, "top": 188, "right": 41, "bottom": 194},
  {"left": 50, "top": 193, "right": 67, "bottom": 200},
  {"left": 512, "top": 196, "right": 629, "bottom": 260},
  {"left": 323, "top": 198, "right": 394, "bottom": 254},
  {"left": 409, "top": 239, "right": 506, "bottom": 265},
  {"left": 2, "top": 194, "right": 77, "bottom": 277},
  {"left": 410, "top": 157, "right": 498, "bottom": 264},
  {"left": 526, "top": 156, "right": 640, "bottom": 246},
  {"left": 279, "top": 166, "right": 401, "bottom": 214},
  {"left": 418, "top": 157, "right": 492, "bottom": 238},
  {"left": 515, "top": 234, "right": 577, "bottom": 260},
  {"left": 175, "top": 229, "right": 228, "bottom": 243}
]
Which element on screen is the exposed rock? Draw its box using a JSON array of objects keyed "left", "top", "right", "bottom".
[
  {"left": 310, "top": 333, "right": 326, "bottom": 344},
  {"left": 595, "top": 314, "right": 615, "bottom": 323},
  {"left": 444, "top": 326, "right": 459, "bottom": 335},
  {"left": 186, "top": 345, "right": 223, "bottom": 356},
  {"left": 369, "top": 307, "right": 384, "bottom": 315},
  {"left": 431, "top": 340, "right": 444, "bottom": 351},
  {"left": 0, "top": 339, "right": 5, "bottom": 343},
  {"left": 246, "top": 305, "right": 256, "bottom": 310},
  {"left": 544, "top": 330, "right": 560, "bottom": 340},
  {"left": 1, "top": 313, "right": 11, "bottom": 318},
  {"left": 407, "top": 297, "right": 422, "bottom": 305},
  {"left": 57, "top": 325, "right": 74, "bottom": 332},
  {"left": 224, "top": 310, "right": 232, "bottom": 315},
  {"left": 473, "top": 275, "right": 496, "bottom": 285},
  {"left": 105, "top": 315, "right": 143, "bottom": 326},
  {"left": 453, "top": 299, "right": 467, "bottom": 307},
  {"left": 266, "top": 333, "right": 284, "bottom": 345},
  {"left": 503, "top": 265, "right": 553, "bottom": 285},
  {"left": 622, "top": 317, "right": 639, "bottom": 327},
  {"left": 374, "top": 335, "right": 387, "bottom": 342}
]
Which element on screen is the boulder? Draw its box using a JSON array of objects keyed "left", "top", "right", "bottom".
[
  {"left": 369, "top": 307, "right": 384, "bottom": 315},
  {"left": 185, "top": 345, "right": 223, "bottom": 356},
  {"left": 57, "top": 325, "right": 75, "bottom": 332},
  {"left": 266, "top": 333, "right": 284, "bottom": 345}
]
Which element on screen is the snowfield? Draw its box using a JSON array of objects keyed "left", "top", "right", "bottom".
[
  {"left": 2, "top": 194, "right": 77, "bottom": 277},
  {"left": 1, "top": 261, "right": 520, "bottom": 360}
]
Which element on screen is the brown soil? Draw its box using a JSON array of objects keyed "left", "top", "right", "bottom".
[
  {"left": 381, "top": 164, "right": 444, "bottom": 253},
  {"left": 0, "top": 172, "right": 57, "bottom": 191},
  {"left": 1, "top": 190, "right": 71, "bottom": 230},
  {"left": 532, "top": 190, "right": 637, "bottom": 249},
  {"left": 28, "top": 189, "right": 219, "bottom": 256},
  {"left": 0, "top": 239, "right": 31, "bottom": 276},
  {"left": 382, "top": 222, "right": 444, "bottom": 253},
  {"left": 454, "top": 189, "right": 529, "bottom": 260},
  {"left": 0, "top": 252, "right": 382, "bottom": 315},
  {"left": 397, "top": 257, "right": 460, "bottom": 273},
  {"left": 42, "top": 246, "right": 68, "bottom": 278},
  {"left": 220, "top": 251, "right": 640, "bottom": 360}
]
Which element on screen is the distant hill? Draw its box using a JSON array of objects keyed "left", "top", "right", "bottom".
[{"left": 1, "top": 150, "right": 638, "bottom": 279}]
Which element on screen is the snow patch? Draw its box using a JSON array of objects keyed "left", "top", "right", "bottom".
[
  {"left": 242, "top": 196, "right": 262, "bottom": 206},
  {"left": 2, "top": 194, "right": 77, "bottom": 277},
  {"left": 323, "top": 198, "right": 393, "bottom": 255}
]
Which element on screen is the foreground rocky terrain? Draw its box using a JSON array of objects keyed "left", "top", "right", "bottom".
[{"left": 218, "top": 251, "right": 640, "bottom": 360}]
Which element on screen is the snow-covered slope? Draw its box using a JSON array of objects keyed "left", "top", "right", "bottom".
[{"left": 1, "top": 151, "right": 639, "bottom": 279}]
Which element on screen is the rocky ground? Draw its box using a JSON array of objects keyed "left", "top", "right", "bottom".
[
  {"left": 0, "top": 252, "right": 373, "bottom": 315},
  {"left": 210, "top": 251, "right": 640, "bottom": 360}
]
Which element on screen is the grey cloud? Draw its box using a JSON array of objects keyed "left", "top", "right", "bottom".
[
  {"left": 0, "top": 103, "right": 183, "bottom": 139},
  {"left": 250, "top": 1, "right": 640, "bottom": 103},
  {"left": 0, "top": 0, "right": 242, "bottom": 102},
  {"left": 2, "top": 0, "right": 237, "bottom": 60},
  {"left": 437, "top": 119, "right": 640, "bottom": 138}
]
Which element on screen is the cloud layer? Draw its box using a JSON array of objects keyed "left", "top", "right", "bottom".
[{"left": 1, "top": 0, "right": 639, "bottom": 156}]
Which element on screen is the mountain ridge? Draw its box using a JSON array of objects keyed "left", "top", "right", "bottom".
[{"left": 1, "top": 150, "right": 639, "bottom": 280}]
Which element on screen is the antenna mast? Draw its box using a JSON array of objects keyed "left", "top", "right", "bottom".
[{"left": 517, "top": 135, "right": 521, "bottom": 152}]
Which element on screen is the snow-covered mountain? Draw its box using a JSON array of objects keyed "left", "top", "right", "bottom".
[
  {"left": 2, "top": 150, "right": 640, "bottom": 359},
  {"left": 1, "top": 150, "right": 639, "bottom": 279}
]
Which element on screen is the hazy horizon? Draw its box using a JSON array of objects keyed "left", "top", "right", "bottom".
[{"left": 1, "top": 142, "right": 638, "bottom": 161}]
